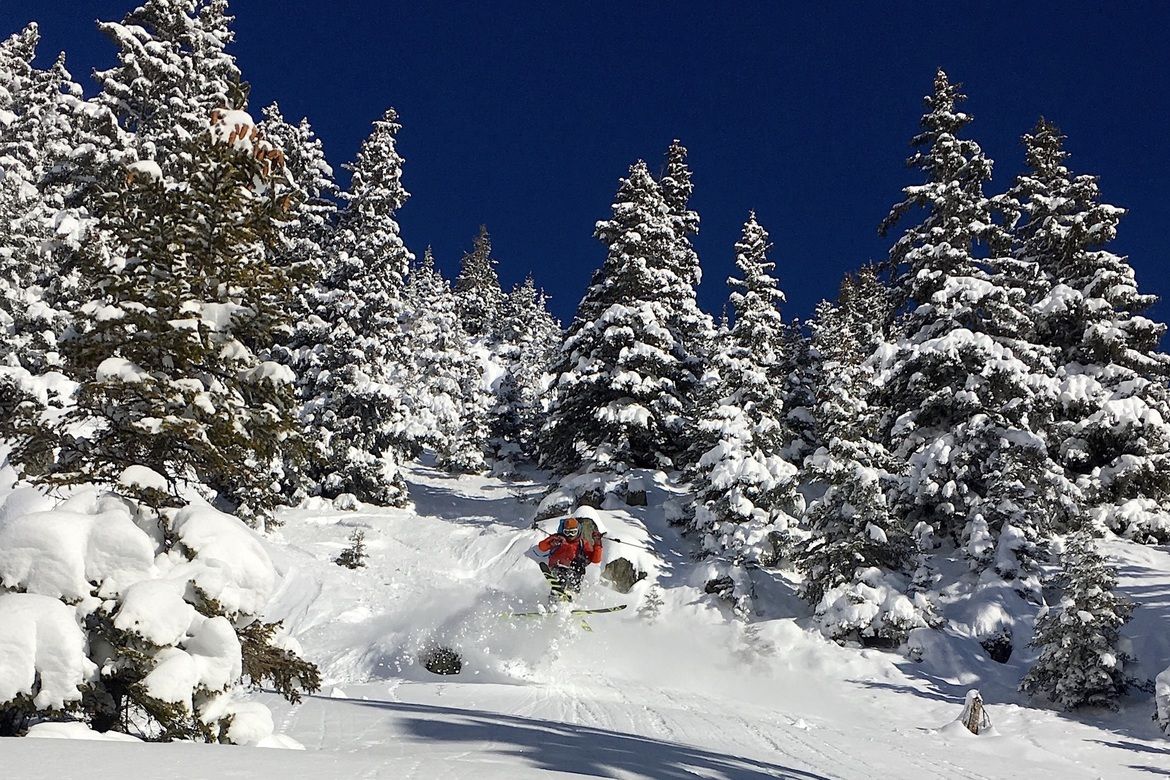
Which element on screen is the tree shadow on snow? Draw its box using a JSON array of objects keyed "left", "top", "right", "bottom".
[
  {"left": 849, "top": 678, "right": 968, "bottom": 706},
  {"left": 350, "top": 698, "right": 829, "bottom": 779},
  {"left": 407, "top": 473, "right": 535, "bottom": 528},
  {"left": 1088, "top": 738, "right": 1170, "bottom": 775}
]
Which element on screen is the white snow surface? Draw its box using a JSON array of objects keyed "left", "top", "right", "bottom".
[{"left": 3, "top": 464, "right": 1169, "bottom": 777}]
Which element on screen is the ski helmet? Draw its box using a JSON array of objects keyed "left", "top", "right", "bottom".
[{"left": 561, "top": 517, "right": 581, "bottom": 539}]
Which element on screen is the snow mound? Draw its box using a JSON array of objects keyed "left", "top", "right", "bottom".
[
  {"left": 0, "top": 490, "right": 156, "bottom": 604},
  {"left": 25, "top": 721, "right": 142, "bottom": 742},
  {"left": 0, "top": 593, "right": 97, "bottom": 709},
  {"left": 125, "top": 159, "right": 162, "bottom": 184},
  {"left": 171, "top": 503, "right": 276, "bottom": 614}
]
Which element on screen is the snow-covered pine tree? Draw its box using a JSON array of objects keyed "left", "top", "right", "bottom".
[
  {"left": 691, "top": 214, "right": 801, "bottom": 612},
  {"left": 538, "top": 160, "right": 694, "bottom": 475},
  {"left": 95, "top": 0, "right": 247, "bottom": 163},
  {"left": 258, "top": 103, "right": 338, "bottom": 316},
  {"left": 403, "top": 248, "right": 490, "bottom": 473},
  {"left": 6, "top": 109, "right": 301, "bottom": 524},
  {"left": 454, "top": 225, "right": 506, "bottom": 344},
  {"left": 777, "top": 318, "right": 818, "bottom": 463},
  {"left": 257, "top": 104, "right": 337, "bottom": 499},
  {"left": 874, "top": 70, "right": 1067, "bottom": 574},
  {"left": 655, "top": 140, "right": 715, "bottom": 464},
  {"left": 1020, "top": 531, "right": 1135, "bottom": 710},
  {"left": 489, "top": 276, "right": 562, "bottom": 470},
  {"left": 0, "top": 25, "right": 86, "bottom": 377},
  {"left": 1005, "top": 119, "right": 1170, "bottom": 542},
  {"left": 299, "top": 108, "right": 413, "bottom": 505},
  {"left": 800, "top": 269, "right": 931, "bottom": 644},
  {"left": 0, "top": 24, "right": 54, "bottom": 372}
]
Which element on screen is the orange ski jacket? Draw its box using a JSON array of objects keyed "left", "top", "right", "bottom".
[{"left": 538, "top": 533, "right": 603, "bottom": 569}]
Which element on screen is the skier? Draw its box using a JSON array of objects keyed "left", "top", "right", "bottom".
[{"left": 537, "top": 508, "right": 604, "bottom": 602}]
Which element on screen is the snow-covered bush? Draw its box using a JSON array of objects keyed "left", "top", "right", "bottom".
[
  {"left": 814, "top": 567, "right": 933, "bottom": 647},
  {"left": 0, "top": 594, "right": 97, "bottom": 734},
  {"left": 0, "top": 488, "right": 319, "bottom": 740}
]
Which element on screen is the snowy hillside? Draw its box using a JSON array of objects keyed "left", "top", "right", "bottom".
[
  {"left": 6, "top": 463, "right": 1168, "bottom": 779},
  {"left": 4, "top": 3, "right": 1170, "bottom": 775}
]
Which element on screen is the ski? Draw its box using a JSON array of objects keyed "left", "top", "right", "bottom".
[{"left": 500, "top": 604, "right": 628, "bottom": 619}]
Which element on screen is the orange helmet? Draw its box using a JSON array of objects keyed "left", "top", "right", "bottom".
[{"left": 561, "top": 517, "right": 581, "bottom": 539}]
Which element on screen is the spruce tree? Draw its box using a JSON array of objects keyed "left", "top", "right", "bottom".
[
  {"left": 258, "top": 104, "right": 338, "bottom": 499},
  {"left": 801, "top": 270, "right": 931, "bottom": 644},
  {"left": 1006, "top": 120, "right": 1170, "bottom": 542},
  {"left": 6, "top": 110, "right": 301, "bottom": 523},
  {"left": 656, "top": 140, "right": 715, "bottom": 463},
  {"left": 259, "top": 103, "right": 338, "bottom": 313},
  {"left": 539, "top": 160, "right": 694, "bottom": 474},
  {"left": 874, "top": 70, "right": 1067, "bottom": 574},
  {"left": 454, "top": 225, "right": 505, "bottom": 343},
  {"left": 777, "top": 319, "right": 818, "bottom": 463},
  {"left": 404, "top": 248, "right": 490, "bottom": 473},
  {"left": 490, "top": 276, "right": 561, "bottom": 468},
  {"left": 299, "top": 109, "right": 413, "bottom": 505},
  {"left": 0, "top": 25, "right": 85, "bottom": 376},
  {"left": 691, "top": 214, "right": 800, "bottom": 611},
  {"left": 1020, "top": 532, "right": 1135, "bottom": 710}
]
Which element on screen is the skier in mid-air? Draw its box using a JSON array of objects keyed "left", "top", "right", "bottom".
[{"left": 537, "top": 507, "right": 604, "bottom": 602}]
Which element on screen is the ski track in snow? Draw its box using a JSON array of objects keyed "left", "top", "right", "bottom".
[{"left": 6, "top": 463, "right": 1170, "bottom": 778}]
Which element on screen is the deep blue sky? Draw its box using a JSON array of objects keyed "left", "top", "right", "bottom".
[{"left": 5, "top": 2, "right": 1168, "bottom": 334}]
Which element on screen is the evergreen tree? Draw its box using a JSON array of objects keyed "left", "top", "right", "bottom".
[
  {"left": 6, "top": 109, "right": 301, "bottom": 523},
  {"left": 404, "top": 248, "right": 490, "bottom": 473},
  {"left": 259, "top": 103, "right": 338, "bottom": 312},
  {"left": 258, "top": 104, "right": 338, "bottom": 499},
  {"left": 539, "top": 161, "right": 694, "bottom": 474},
  {"left": 777, "top": 319, "right": 818, "bottom": 463},
  {"left": 0, "top": 25, "right": 86, "bottom": 376},
  {"left": 1020, "top": 532, "right": 1135, "bottom": 710},
  {"left": 95, "top": 0, "right": 247, "bottom": 161},
  {"left": 1006, "top": 120, "right": 1170, "bottom": 542},
  {"left": 691, "top": 214, "right": 801, "bottom": 612},
  {"left": 454, "top": 225, "right": 505, "bottom": 342},
  {"left": 801, "top": 271, "right": 931, "bottom": 644},
  {"left": 874, "top": 70, "right": 1067, "bottom": 573},
  {"left": 490, "top": 276, "right": 561, "bottom": 469},
  {"left": 656, "top": 140, "right": 715, "bottom": 462},
  {"left": 299, "top": 109, "right": 413, "bottom": 505}
]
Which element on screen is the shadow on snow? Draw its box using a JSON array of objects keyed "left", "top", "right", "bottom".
[
  {"left": 345, "top": 697, "right": 829, "bottom": 780},
  {"left": 406, "top": 465, "right": 539, "bottom": 529}
]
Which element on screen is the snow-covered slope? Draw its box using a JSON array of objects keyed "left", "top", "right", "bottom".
[{"left": 5, "top": 464, "right": 1170, "bottom": 778}]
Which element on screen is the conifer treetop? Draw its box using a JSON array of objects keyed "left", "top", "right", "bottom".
[
  {"left": 660, "top": 138, "right": 699, "bottom": 238},
  {"left": 95, "top": 0, "right": 248, "bottom": 149}
]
